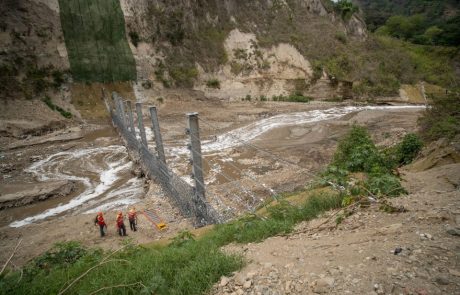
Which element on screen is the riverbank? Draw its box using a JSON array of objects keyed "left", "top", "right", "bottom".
[{"left": 0, "top": 99, "right": 424, "bottom": 267}]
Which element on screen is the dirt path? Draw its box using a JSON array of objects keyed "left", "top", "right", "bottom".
[{"left": 211, "top": 164, "right": 460, "bottom": 295}]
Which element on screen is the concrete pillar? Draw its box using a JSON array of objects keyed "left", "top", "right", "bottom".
[
  {"left": 118, "top": 96, "right": 126, "bottom": 125},
  {"left": 187, "top": 113, "right": 209, "bottom": 226},
  {"left": 112, "top": 92, "right": 121, "bottom": 119},
  {"left": 135, "top": 102, "right": 148, "bottom": 147},
  {"left": 126, "top": 101, "right": 136, "bottom": 136},
  {"left": 149, "top": 106, "right": 166, "bottom": 164}
]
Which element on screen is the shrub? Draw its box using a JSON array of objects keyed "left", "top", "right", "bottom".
[
  {"left": 332, "top": 126, "right": 384, "bottom": 173},
  {"left": 397, "top": 133, "right": 423, "bottom": 164},
  {"left": 51, "top": 70, "right": 65, "bottom": 88},
  {"left": 42, "top": 96, "right": 72, "bottom": 119},
  {"left": 419, "top": 92, "right": 460, "bottom": 140},
  {"left": 333, "top": 0, "right": 359, "bottom": 21},
  {"left": 129, "top": 31, "right": 140, "bottom": 47},
  {"left": 206, "top": 79, "right": 220, "bottom": 89},
  {"left": 365, "top": 174, "right": 406, "bottom": 197},
  {"left": 335, "top": 32, "right": 347, "bottom": 44}
]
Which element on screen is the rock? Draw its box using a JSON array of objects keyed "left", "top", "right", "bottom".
[
  {"left": 311, "top": 277, "right": 335, "bottom": 293},
  {"left": 220, "top": 276, "right": 229, "bottom": 287},
  {"left": 394, "top": 247, "right": 403, "bottom": 255},
  {"left": 373, "top": 283, "right": 385, "bottom": 294},
  {"left": 434, "top": 275, "right": 450, "bottom": 285},
  {"left": 446, "top": 227, "right": 460, "bottom": 236},
  {"left": 246, "top": 272, "right": 256, "bottom": 279},
  {"left": 285, "top": 280, "right": 292, "bottom": 291},
  {"left": 243, "top": 280, "right": 252, "bottom": 289},
  {"left": 449, "top": 269, "right": 460, "bottom": 277},
  {"left": 234, "top": 273, "right": 246, "bottom": 286},
  {"left": 420, "top": 233, "right": 433, "bottom": 240},
  {"left": 377, "top": 223, "right": 402, "bottom": 235}
]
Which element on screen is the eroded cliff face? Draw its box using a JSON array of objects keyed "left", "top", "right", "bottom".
[
  {"left": 1, "top": 0, "right": 368, "bottom": 102},
  {"left": 120, "top": 0, "right": 368, "bottom": 100},
  {"left": 0, "top": 0, "right": 69, "bottom": 100}
]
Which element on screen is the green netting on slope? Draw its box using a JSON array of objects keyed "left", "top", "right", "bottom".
[{"left": 58, "top": 0, "right": 137, "bottom": 82}]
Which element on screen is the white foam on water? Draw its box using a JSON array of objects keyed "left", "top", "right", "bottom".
[
  {"left": 166, "top": 105, "right": 424, "bottom": 157},
  {"left": 84, "top": 177, "right": 144, "bottom": 214},
  {"left": 10, "top": 105, "right": 424, "bottom": 227},
  {"left": 9, "top": 146, "right": 138, "bottom": 228}
]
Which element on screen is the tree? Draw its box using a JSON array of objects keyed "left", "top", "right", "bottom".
[{"left": 424, "top": 26, "right": 443, "bottom": 44}]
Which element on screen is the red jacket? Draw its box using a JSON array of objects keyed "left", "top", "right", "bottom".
[
  {"left": 116, "top": 215, "right": 124, "bottom": 227},
  {"left": 128, "top": 210, "right": 136, "bottom": 220},
  {"left": 95, "top": 215, "right": 106, "bottom": 226}
]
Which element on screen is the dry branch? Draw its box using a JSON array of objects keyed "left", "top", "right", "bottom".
[
  {"left": 58, "top": 259, "right": 131, "bottom": 295},
  {"left": 0, "top": 238, "right": 22, "bottom": 276}
]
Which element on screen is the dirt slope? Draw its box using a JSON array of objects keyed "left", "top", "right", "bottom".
[{"left": 212, "top": 164, "right": 460, "bottom": 295}]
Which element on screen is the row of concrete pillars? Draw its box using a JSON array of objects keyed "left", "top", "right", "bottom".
[{"left": 106, "top": 91, "right": 207, "bottom": 213}]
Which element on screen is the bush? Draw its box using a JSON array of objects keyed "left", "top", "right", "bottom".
[
  {"left": 335, "top": 32, "right": 347, "bottom": 44},
  {"left": 397, "top": 133, "right": 423, "bottom": 164},
  {"left": 129, "top": 31, "right": 140, "bottom": 47},
  {"left": 332, "top": 126, "right": 384, "bottom": 173},
  {"left": 419, "top": 92, "right": 460, "bottom": 140},
  {"left": 365, "top": 174, "right": 406, "bottom": 197},
  {"left": 271, "top": 93, "right": 311, "bottom": 103},
  {"left": 42, "top": 96, "right": 72, "bottom": 119},
  {"left": 206, "top": 79, "right": 220, "bottom": 89},
  {"left": 321, "top": 125, "right": 408, "bottom": 198},
  {"left": 333, "top": 0, "right": 359, "bottom": 21}
]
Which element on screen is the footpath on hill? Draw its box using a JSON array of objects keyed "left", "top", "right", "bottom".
[{"left": 212, "top": 162, "right": 460, "bottom": 295}]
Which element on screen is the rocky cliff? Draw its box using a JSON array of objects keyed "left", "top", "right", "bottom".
[
  {"left": 121, "top": 0, "right": 368, "bottom": 100},
  {"left": 0, "top": 0, "right": 374, "bottom": 99}
]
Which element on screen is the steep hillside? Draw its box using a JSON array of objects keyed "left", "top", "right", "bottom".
[
  {"left": 1, "top": 0, "right": 459, "bottom": 104},
  {"left": 122, "top": 0, "right": 458, "bottom": 99},
  {"left": 354, "top": 0, "right": 460, "bottom": 46}
]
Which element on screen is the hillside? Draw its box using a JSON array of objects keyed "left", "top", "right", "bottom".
[
  {"left": 1, "top": 0, "right": 459, "bottom": 110},
  {"left": 354, "top": 0, "right": 460, "bottom": 46},
  {"left": 0, "top": 2, "right": 460, "bottom": 295}
]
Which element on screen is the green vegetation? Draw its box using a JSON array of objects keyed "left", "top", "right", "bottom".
[
  {"left": 419, "top": 92, "right": 460, "bottom": 140},
  {"left": 272, "top": 93, "right": 312, "bottom": 103},
  {"left": 1, "top": 191, "right": 343, "bottom": 295},
  {"left": 42, "top": 96, "right": 72, "bottom": 119},
  {"left": 332, "top": 0, "right": 359, "bottom": 21},
  {"left": 58, "top": 0, "right": 136, "bottom": 82},
  {"left": 137, "top": 1, "right": 458, "bottom": 95},
  {"left": 355, "top": 0, "right": 460, "bottom": 46},
  {"left": 129, "top": 31, "right": 140, "bottom": 47},
  {"left": 383, "top": 133, "right": 423, "bottom": 166},
  {"left": 1, "top": 123, "right": 424, "bottom": 294},
  {"left": 206, "top": 79, "right": 220, "bottom": 89},
  {"left": 320, "top": 126, "right": 418, "bottom": 198}
]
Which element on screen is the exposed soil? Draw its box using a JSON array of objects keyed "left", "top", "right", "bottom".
[
  {"left": 211, "top": 162, "right": 460, "bottom": 295},
  {"left": 0, "top": 96, "right": 425, "bottom": 269}
]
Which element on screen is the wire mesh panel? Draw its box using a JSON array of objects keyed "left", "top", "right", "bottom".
[
  {"left": 58, "top": 0, "right": 136, "bottom": 82},
  {"left": 110, "top": 100, "right": 219, "bottom": 226}
]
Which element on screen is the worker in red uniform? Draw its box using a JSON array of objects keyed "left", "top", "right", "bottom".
[
  {"left": 128, "top": 207, "right": 137, "bottom": 231},
  {"left": 94, "top": 212, "right": 107, "bottom": 237},
  {"left": 116, "top": 211, "right": 127, "bottom": 236}
]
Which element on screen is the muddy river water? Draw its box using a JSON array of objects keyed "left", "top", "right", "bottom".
[{"left": 9, "top": 105, "right": 424, "bottom": 227}]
